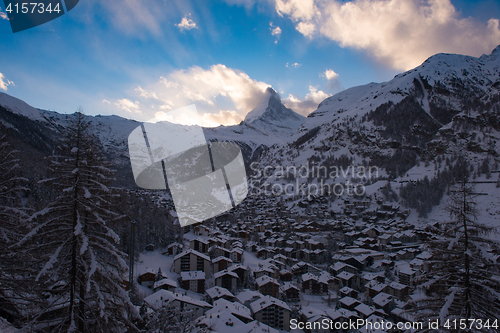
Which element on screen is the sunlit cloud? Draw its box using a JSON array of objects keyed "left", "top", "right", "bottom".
[
  {"left": 321, "top": 69, "right": 342, "bottom": 92},
  {"left": 177, "top": 16, "right": 197, "bottom": 31},
  {"left": 0, "top": 11, "right": 9, "bottom": 20},
  {"left": 323, "top": 69, "right": 338, "bottom": 81},
  {"left": 108, "top": 64, "right": 271, "bottom": 126},
  {"left": 113, "top": 98, "right": 142, "bottom": 114},
  {"left": 0, "top": 73, "right": 14, "bottom": 91},
  {"left": 270, "top": 22, "right": 282, "bottom": 43},
  {"left": 274, "top": 0, "right": 500, "bottom": 70},
  {"left": 283, "top": 85, "right": 329, "bottom": 116}
]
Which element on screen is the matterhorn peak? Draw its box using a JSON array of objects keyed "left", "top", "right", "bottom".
[{"left": 242, "top": 87, "right": 304, "bottom": 134}]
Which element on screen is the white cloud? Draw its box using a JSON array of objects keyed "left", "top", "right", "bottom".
[
  {"left": 113, "top": 99, "right": 142, "bottom": 114},
  {"left": 99, "top": 0, "right": 163, "bottom": 36},
  {"left": 177, "top": 16, "right": 197, "bottom": 31},
  {"left": 323, "top": 69, "right": 339, "bottom": 81},
  {"left": 273, "top": 0, "right": 500, "bottom": 70},
  {"left": 0, "top": 73, "right": 14, "bottom": 91},
  {"left": 109, "top": 64, "right": 270, "bottom": 126},
  {"left": 270, "top": 22, "right": 282, "bottom": 43},
  {"left": 321, "top": 69, "right": 342, "bottom": 91},
  {"left": 286, "top": 62, "right": 302, "bottom": 68},
  {"left": 0, "top": 11, "right": 9, "bottom": 20},
  {"left": 283, "top": 85, "right": 329, "bottom": 116}
]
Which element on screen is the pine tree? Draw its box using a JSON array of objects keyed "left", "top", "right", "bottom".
[
  {"left": 410, "top": 180, "right": 500, "bottom": 332},
  {"left": 0, "top": 136, "right": 30, "bottom": 324},
  {"left": 155, "top": 267, "right": 163, "bottom": 283},
  {"left": 17, "top": 112, "right": 136, "bottom": 332}
]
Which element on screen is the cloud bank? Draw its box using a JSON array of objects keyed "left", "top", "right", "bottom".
[
  {"left": 109, "top": 65, "right": 271, "bottom": 126},
  {"left": 274, "top": 0, "right": 500, "bottom": 70}
]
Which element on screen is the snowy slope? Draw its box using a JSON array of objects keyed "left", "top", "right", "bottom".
[
  {"left": 305, "top": 45, "right": 500, "bottom": 130},
  {"left": 204, "top": 87, "right": 305, "bottom": 148}
]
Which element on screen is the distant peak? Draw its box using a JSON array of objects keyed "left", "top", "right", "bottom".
[
  {"left": 480, "top": 44, "right": 500, "bottom": 61},
  {"left": 244, "top": 87, "right": 304, "bottom": 126},
  {"left": 491, "top": 44, "right": 500, "bottom": 54},
  {"left": 265, "top": 87, "right": 278, "bottom": 96}
]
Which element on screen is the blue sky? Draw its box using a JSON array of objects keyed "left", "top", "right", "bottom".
[{"left": 1, "top": 0, "right": 500, "bottom": 126}]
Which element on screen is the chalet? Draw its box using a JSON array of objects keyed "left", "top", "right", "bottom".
[
  {"left": 291, "top": 262, "right": 310, "bottom": 276},
  {"left": 365, "top": 281, "right": 389, "bottom": 299},
  {"left": 279, "top": 269, "right": 293, "bottom": 281},
  {"left": 145, "top": 290, "right": 212, "bottom": 318},
  {"left": 339, "top": 296, "right": 361, "bottom": 311},
  {"left": 204, "top": 298, "right": 253, "bottom": 324},
  {"left": 255, "top": 275, "right": 280, "bottom": 297},
  {"left": 398, "top": 267, "right": 416, "bottom": 287},
  {"left": 153, "top": 278, "right": 178, "bottom": 292},
  {"left": 205, "top": 286, "right": 235, "bottom": 304},
  {"left": 193, "top": 224, "right": 210, "bottom": 236},
  {"left": 164, "top": 242, "right": 183, "bottom": 256},
  {"left": 337, "top": 271, "right": 358, "bottom": 289},
  {"left": 301, "top": 273, "right": 326, "bottom": 295},
  {"left": 190, "top": 238, "right": 209, "bottom": 253},
  {"left": 372, "top": 292, "right": 395, "bottom": 313},
  {"left": 229, "top": 247, "right": 243, "bottom": 263},
  {"left": 214, "top": 269, "right": 238, "bottom": 293},
  {"left": 339, "top": 286, "right": 358, "bottom": 299},
  {"left": 180, "top": 271, "right": 206, "bottom": 293},
  {"left": 250, "top": 295, "right": 291, "bottom": 331},
  {"left": 173, "top": 249, "right": 210, "bottom": 274},
  {"left": 387, "top": 281, "right": 409, "bottom": 300},
  {"left": 355, "top": 303, "right": 377, "bottom": 319},
  {"left": 324, "top": 308, "right": 360, "bottom": 326},
  {"left": 280, "top": 282, "right": 300, "bottom": 302},
  {"left": 228, "top": 264, "right": 247, "bottom": 282},
  {"left": 254, "top": 266, "right": 274, "bottom": 279},
  {"left": 212, "top": 256, "right": 233, "bottom": 273},
  {"left": 211, "top": 245, "right": 232, "bottom": 258},
  {"left": 330, "top": 262, "right": 358, "bottom": 276},
  {"left": 138, "top": 271, "right": 156, "bottom": 288}
]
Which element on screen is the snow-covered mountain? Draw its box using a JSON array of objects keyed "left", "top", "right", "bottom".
[
  {"left": 253, "top": 45, "right": 500, "bottom": 224},
  {"left": 1, "top": 45, "right": 500, "bottom": 222},
  {"left": 0, "top": 86, "right": 304, "bottom": 187},
  {"left": 203, "top": 87, "right": 305, "bottom": 151}
]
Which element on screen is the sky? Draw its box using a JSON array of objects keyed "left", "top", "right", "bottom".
[{"left": 1, "top": 0, "right": 500, "bottom": 127}]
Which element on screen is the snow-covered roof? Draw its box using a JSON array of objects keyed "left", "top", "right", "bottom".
[
  {"left": 255, "top": 275, "right": 279, "bottom": 287},
  {"left": 235, "top": 289, "right": 264, "bottom": 305},
  {"left": 388, "top": 281, "right": 407, "bottom": 290},
  {"left": 174, "top": 249, "right": 210, "bottom": 261},
  {"left": 180, "top": 271, "right": 206, "bottom": 280},
  {"left": 207, "top": 298, "right": 253, "bottom": 322},
  {"left": 280, "top": 282, "right": 299, "bottom": 292},
  {"left": 355, "top": 303, "right": 376, "bottom": 317},
  {"left": 249, "top": 295, "right": 290, "bottom": 313},
  {"left": 153, "top": 278, "right": 178, "bottom": 290},
  {"left": 215, "top": 269, "right": 238, "bottom": 280},
  {"left": 372, "top": 292, "right": 393, "bottom": 307},
  {"left": 144, "top": 290, "right": 175, "bottom": 309},
  {"left": 206, "top": 286, "right": 235, "bottom": 300},
  {"left": 337, "top": 271, "right": 355, "bottom": 280},
  {"left": 339, "top": 296, "right": 359, "bottom": 307},
  {"left": 324, "top": 308, "right": 358, "bottom": 321},
  {"left": 300, "top": 305, "right": 325, "bottom": 320},
  {"left": 213, "top": 256, "right": 233, "bottom": 263}
]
